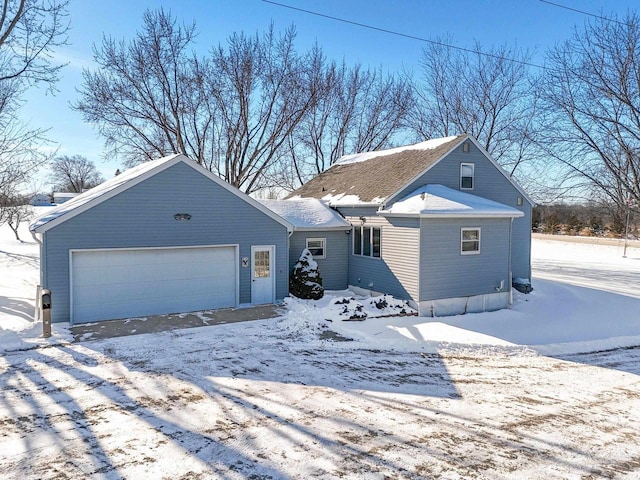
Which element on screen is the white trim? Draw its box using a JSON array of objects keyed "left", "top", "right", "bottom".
[
  {"left": 383, "top": 134, "right": 535, "bottom": 208},
  {"left": 250, "top": 245, "right": 276, "bottom": 305},
  {"left": 69, "top": 244, "right": 239, "bottom": 325},
  {"left": 379, "top": 211, "right": 523, "bottom": 219},
  {"left": 460, "top": 162, "right": 475, "bottom": 190},
  {"left": 305, "top": 237, "right": 326, "bottom": 259},
  {"left": 382, "top": 136, "right": 466, "bottom": 207},
  {"left": 461, "top": 227, "right": 481, "bottom": 255},
  {"left": 33, "top": 155, "right": 294, "bottom": 234},
  {"left": 352, "top": 225, "right": 382, "bottom": 259}
]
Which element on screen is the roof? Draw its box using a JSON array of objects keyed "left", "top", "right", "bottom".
[
  {"left": 287, "top": 136, "right": 465, "bottom": 206},
  {"left": 379, "top": 184, "right": 524, "bottom": 218},
  {"left": 259, "top": 198, "right": 351, "bottom": 231},
  {"left": 30, "top": 154, "right": 294, "bottom": 234}
]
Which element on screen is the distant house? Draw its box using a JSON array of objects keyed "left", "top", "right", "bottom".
[
  {"left": 29, "top": 135, "right": 532, "bottom": 325},
  {"left": 29, "top": 193, "right": 52, "bottom": 206},
  {"left": 53, "top": 192, "right": 80, "bottom": 204}
]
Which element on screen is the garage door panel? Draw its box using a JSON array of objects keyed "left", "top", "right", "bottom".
[{"left": 71, "top": 246, "right": 237, "bottom": 323}]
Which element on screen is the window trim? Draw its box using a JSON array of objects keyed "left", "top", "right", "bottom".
[
  {"left": 460, "top": 227, "right": 481, "bottom": 255},
  {"left": 305, "top": 237, "right": 326, "bottom": 259},
  {"left": 460, "top": 162, "right": 475, "bottom": 190},
  {"left": 352, "top": 225, "right": 381, "bottom": 258}
]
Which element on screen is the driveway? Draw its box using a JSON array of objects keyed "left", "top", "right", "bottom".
[{"left": 2, "top": 317, "right": 639, "bottom": 479}]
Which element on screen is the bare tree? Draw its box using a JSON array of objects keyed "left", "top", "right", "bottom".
[
  {"left": 284, "top": 56, "right": 413, "bottom": 189},
  {"left": 540, "top": 12, "right": 640, "bottom": 209},
  {"left": 0, "top": 193, "right": 30, "bottom": 240},
  {"left": 0, "top": 0, "right": 69, "bottom": 200},
  {"left": 202, "top": 25, "right": 321, "bottom": 192},
  {"left": 413, "top": 37, "right": 537, "bottom": 176},
  {"left": 75, "top": 9, "right": 321, "bottom": 193},
  {"left": 50, "top": 155, "right": 104, "bottom": 192},
  {"left": 75, "top": 9, "right": 201, "bottom": 165}
]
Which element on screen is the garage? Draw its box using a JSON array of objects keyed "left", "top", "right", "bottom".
[
  {"left": 30, "top": 154, "right": 292, "bottom": 324},
  {"left": 71, "top": 245, "right": 237, "bottom": 324}
]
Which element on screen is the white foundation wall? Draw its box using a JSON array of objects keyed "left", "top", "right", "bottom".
[{"left": 418, "top": 291, "right": 510, "bottom": 317}]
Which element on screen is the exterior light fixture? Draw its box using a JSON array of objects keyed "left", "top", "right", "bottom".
[
  {"left": 359, "top": 216, "right": 366, "bottom": 225},
  {"left": 174, "top": 213, "right": 192, "bottom": 221}
]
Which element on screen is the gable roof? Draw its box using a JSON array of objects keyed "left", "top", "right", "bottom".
[
  {"left": 30, "top": 154, "right": 294, "bottom": 234},
  {"left": 288, "top": 134, "right": 534, "bottom": 208},
  {"left": 259, "top": 198, "right": 351, "bottom": 231},
  {"left": 379, "top": 184, "right": 524, "bottom": 218},
  {"left": 287, "top": 136, "right": 465, "bottom": 206}
]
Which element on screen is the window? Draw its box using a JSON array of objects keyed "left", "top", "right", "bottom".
[
  {"left": 460, "top": 163, "right": 474, "bottom": 190},
  {"left": 353, "top": 226, "right": 381, "bottom": 258},
  {"left": 306, "top": 238, "right": 326, "bottom": 259},
  {"left": 253, "top": 250, "right": 271, "bottom": 277},
  {"left": 461, "top": 228, "right": 481, "bottom": 255}
]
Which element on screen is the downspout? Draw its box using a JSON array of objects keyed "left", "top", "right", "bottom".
[
  {"left": 31, "top": 230, "right": 42, "bottom": 245},
  {"left": 508, "top": 218, "right": 514, "bottom": 306}
]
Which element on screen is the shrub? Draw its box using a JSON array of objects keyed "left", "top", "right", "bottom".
[{"left": 289, "top": 249, "right": 324, "bottom": 300}]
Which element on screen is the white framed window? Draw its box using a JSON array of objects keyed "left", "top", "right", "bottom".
[
  {"left": 353, "top": 226, "right": 381, "bottom": 258},
  {"left": 460, "top": 163, "right": 474, "bottom": 190},
  {"left": 306, "top": 238, "right": 326, "bottom": 259},
  {"left": 461, "top": 228, "right": 481, "bottom": 255},
  {"left": 460, "top": 227, "right": 480, "bottom": 255}
]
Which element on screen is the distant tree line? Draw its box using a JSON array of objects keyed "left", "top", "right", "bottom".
[{"left": 533, "top": 203, "right": 637, "bottom": 239}]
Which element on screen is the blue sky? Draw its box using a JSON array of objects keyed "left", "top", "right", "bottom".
[{"left": 22, "top": 0, "right": 634, "bottom": 189}]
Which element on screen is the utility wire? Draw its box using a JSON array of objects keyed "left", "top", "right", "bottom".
[
  {"left": 538, "top": 0, "right": 626, "bottom": 26},
  {"left": 261, "top": 0, "right": 545, "bottom": 69}
]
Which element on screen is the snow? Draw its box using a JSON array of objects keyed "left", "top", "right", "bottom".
[
  {"left": 3, "top": 217, "right": 640, "bottom": 478},
  {"left": 259, "top": 198, "right": 351, "bottom": 229},
  {"left": 29, "top": 154, "right": 181, "bottom": 231},
  {"left": 381, "top": 184, "right": 524, "bottom": 217},
  {"left": 0, "top": 211, "right": 73, "bottom": 351},
  {"left": 334, "top": 135, "right": 461, "bottom": 166}
]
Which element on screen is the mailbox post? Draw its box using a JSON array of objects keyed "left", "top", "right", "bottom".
[{"left": 42, "top": 289, "right": 51, "bottom": 338}]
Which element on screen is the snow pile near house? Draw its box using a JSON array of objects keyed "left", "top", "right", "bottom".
[
  {"left": 382, "top": 184, "right": 523, "bottom": 217},
  {"left": 0, "top": 212, "right": 72, "bottom": 352},
  {"left": 334, "top": 135, "right": 460, "bottom": 166},
  {"left": 259, "top": 198, "right": 350, "bottom": 229}
]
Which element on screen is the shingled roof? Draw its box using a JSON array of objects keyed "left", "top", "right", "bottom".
[{"left": 287, "top": 135, "right": 466, "bottom": 205}]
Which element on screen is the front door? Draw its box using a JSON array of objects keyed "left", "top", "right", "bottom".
[{"left": 251, "top": 245, "right": 275, "bottom": 304}]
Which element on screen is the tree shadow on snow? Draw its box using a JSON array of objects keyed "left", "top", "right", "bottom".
[
  {"left": 0, "top": 296, "right": 35, "bottom": 323},
  {"left": 1, "top": 336, "right": 631, "bottom": 478}
]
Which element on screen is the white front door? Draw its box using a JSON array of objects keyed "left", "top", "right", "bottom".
[{"left": 251, "top": 245, "right": 275, "bottom": 305}]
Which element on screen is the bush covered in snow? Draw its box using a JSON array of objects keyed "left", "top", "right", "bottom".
[{"left": 289, "top": 248, "right": 324, "bottom": 300}]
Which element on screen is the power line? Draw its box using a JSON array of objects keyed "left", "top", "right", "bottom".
[
  {"left": 538, "top": 0, "right": 626, "bottom": 26},
  {"left": 261, "top": 0, "right": 545, "bottom": 69}
]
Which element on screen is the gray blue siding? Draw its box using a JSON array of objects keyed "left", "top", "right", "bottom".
[
  {"left": 390, "top": 141, "right": 532, "bottom": 280},
  {"left": 289, "top": 230, "right": 348, "bottom": 290},
  {"left": 42, "top": 162, "right": 289, "bottom": 323},
  {"left": 419, "top": 218, "right": 512, "bottom": 301},
  {"left": 336, "top": 207, "right": 420, "bottom": 301}
]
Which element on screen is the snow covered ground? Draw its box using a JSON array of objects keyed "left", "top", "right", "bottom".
[{"left": 1, "top": 215, "right": 640, "bottom": 478}]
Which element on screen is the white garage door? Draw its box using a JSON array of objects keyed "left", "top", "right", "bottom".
[{"left": 71, "top": 246, "right": 237, "bottom": 324}]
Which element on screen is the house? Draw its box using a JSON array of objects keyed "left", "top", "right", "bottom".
[
  {"left": 285, "top": 134, "right": 533, "bottom": 316},
  {"left": 30, "top": 154, "right": 294, "bottom": 324},
  {"left": 30, "top": 134, "right": 532, "bottom": 325},
  {"left": 53, "top": 192, "right": 80, "bottom": 204}
]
